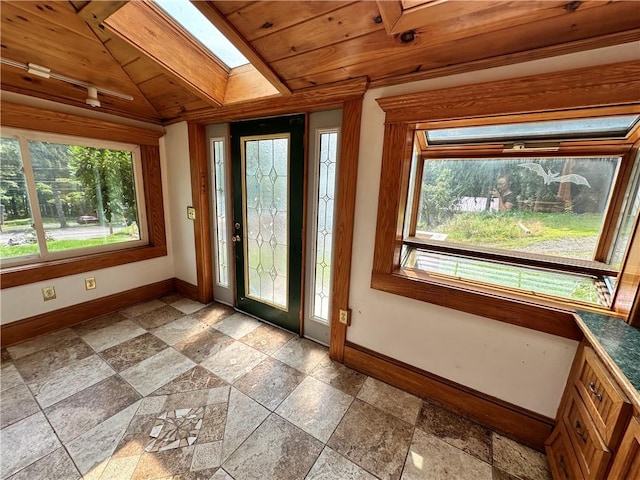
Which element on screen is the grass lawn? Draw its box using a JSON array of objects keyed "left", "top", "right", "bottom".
[
  {"left": 434, "top": 211, "right": 601, "bottom": 249},
  {"left": 0, "top": 231, "right": 138, "bottom": 259}
]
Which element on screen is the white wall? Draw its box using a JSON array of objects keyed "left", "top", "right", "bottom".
[
  {"left": 162, "top": 122, "right": 197, "bottom": 286},
  {"left": 348, "top": 42, "right": 640, "bottom": 418},
  {"left": 1, "top": 101, "right": 175, "bottom": 323}
]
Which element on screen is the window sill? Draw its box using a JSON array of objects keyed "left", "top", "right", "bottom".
[
  {"left": 369, "top": 268, "right": 610, "bottom": 340},
  {"left": 1, "top": 244, "right": 167, "bottom": 289}
]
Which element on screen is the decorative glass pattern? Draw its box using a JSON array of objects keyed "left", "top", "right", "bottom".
[
  {"left": 243, "top": 136, "right": 289, "bottom": 310},
  {"left": 212, "top": 139, "right": 228, "bottom": 287},
  {"left": 312, "top": 131, "right": 339, "bottom": 321}
]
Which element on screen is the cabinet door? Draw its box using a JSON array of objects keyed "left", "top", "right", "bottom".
[
  {"left": 546, "top": 424, "right": 585, "bottom": 480},
  {"left": 575, "top": 347, "right": 632, "bottom": 445},
  {"left": 563, "top": 391, "right": 611, "bottom": 480},
  {"left": 608, "top": 417, "right": 640, "bottom": 480}
]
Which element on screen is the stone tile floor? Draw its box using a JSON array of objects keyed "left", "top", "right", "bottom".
[{"left": 0, "top": 295, "right": 552, "bottom": 480}]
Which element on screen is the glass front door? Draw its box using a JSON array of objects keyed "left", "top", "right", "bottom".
[{"left": 231, "top": 115, "right": 305, "bottom": 333}]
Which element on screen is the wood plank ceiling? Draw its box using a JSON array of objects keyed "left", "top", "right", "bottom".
[{"left": 1, "top": 0, "right": 638, "bottom": 124}]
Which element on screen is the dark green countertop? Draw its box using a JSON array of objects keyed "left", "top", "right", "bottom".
[{"left": 576, "top": 310, "right": 640, "bottom": 406}]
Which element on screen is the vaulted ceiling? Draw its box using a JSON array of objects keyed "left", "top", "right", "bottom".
[{"left": 1, "top": 1, "right": 638, "bottom": 124}]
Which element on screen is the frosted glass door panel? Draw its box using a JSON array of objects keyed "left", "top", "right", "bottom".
[{"left": 242, "top": 135, "right": 290, "bottom": 310}]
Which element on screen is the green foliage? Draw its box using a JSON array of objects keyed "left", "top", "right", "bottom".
[
  {"left": 0, "top": 138, "right": 30, "bottom": 221},
  {"left": 70, "top": 147, "right": 137, "bottom": 225},
  {"left": 437, "top": 212, "right": 522, "bottom": 242},
  {"left": 435, "top": 211, "right": 602, "bottom": 249}
]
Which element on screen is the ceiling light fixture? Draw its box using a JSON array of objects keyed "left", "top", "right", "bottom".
[
  {"left": 85, "top": 87, "right": 101, "bottom": 108},
  {"left": 1, "top": 58, "right": 134, "bottom": 106}
]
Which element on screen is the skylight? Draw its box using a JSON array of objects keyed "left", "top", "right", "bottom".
[{"left": 155, "top": 0, "right": 248, "bottom": 69}]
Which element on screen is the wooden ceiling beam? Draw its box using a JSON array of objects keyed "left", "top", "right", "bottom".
[
  {"left": 180, "top": 76, "right": 368, "bottom": 124},
  {"left": 102, "top": 1, "right": 228, "bottom": 107},
  {"left": 77, "top": 1, "right": 127, "bottom": 24},
  {"left": 193, "top": 1, "right": 291, "bottom": 95}
]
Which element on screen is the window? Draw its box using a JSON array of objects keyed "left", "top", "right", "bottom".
[
  {"left": 211, "top": 138, "right": 229, "bottom": 287},
  {"left": 154, "top": 0, "right": 248, "bottom": 69},
  {"left": 403, "top": 119, "right": 638, "bottom": 308},
  {"left": 1, "top": 129, "right": 147, "bottom": 266},
  {"left": 311, "top": 129, "right": 339, "bottom": 322},
  {"left": 372, "top": 61, "right": 640, "bottom": 334}
]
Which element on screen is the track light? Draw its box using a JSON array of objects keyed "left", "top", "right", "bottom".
[
  {"left": 1, "top": 58, "right": 133, "bottom": 106},
  {"left": 85, "top": 87, "right": 101, "bottom": 108}
]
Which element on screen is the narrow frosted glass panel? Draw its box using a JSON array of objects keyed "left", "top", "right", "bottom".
[
  {"left": 0, "top": 137, "right": 38, "bottom": 260},
  {"left": 312, "top": 131, "right": 338, "bottom": 321},
  {"left": 244, "top": 137, "right": 289, "bottom": 310},
  {"left": 212, "top": 140, "right": 228, "bottom": 287}
]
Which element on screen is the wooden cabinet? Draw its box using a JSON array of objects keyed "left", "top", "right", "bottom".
[
  {"left": 608, "top": 417, "right": 640, "bottom": 480},
  {"left": 546, "top": 343, "right": 635, "bottom": 480},
  {"left": 574, "top": 347, "right": 632, "bottom": 446},
  {"left": 547, "top": 423, "right": 586, "bottom": 480}
]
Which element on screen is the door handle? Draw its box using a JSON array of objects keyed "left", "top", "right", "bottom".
[
  {"left": 588, "top": 381, "right": 603, "bottom": 401},
  {"left": 232, "top": 235, "right": 241, "bottom": 243}
]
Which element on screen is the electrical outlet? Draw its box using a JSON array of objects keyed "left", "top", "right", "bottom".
[
  {"left": 187, "top": 206, "right": 196, "bottom": 220},
  {"left": 339, "top": 308, "right": 351, "bottom": 326},
  {"left": 85, "top": 277, "right": 96, "bottom": 290},
  {"left": 42, "top": 286, "right": 56, "bottom": 301}
]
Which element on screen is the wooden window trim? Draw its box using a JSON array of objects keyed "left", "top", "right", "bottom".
[
  {"left": 0, "top": 103, "right": 167, "bottom": 289},
  {"left": 373, "top": 61, "right": 640, "bottom": 336}
]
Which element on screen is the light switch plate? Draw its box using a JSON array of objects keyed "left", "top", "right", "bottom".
[{"left": 187, "top": 206, "right": 196, "bottom": 220}]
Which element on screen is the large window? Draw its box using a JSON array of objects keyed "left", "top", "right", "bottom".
[
  {"left": 402, "top": 117, "right": 639, "bottom": 308},
  {"left": 1, "top": 129, "right": 147, "bottom": 266},
  {"left": 372, "top": 62, "right": 640, "bottom": 333}
]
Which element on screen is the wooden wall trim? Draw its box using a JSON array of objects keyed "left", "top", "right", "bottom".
[
  {"left": 372, "top": 272, "right": 583, "bottom": 340},
  {"left": 376, "top": 61, "right": 640, "bottom": 123},
  {"left": 344, "top": 342, "right": 555, "bottom": 452},
  {"left": 372, "top": 122, "right": 413, "bottom": 274},
  {"left": 0, "top": 102, "right": 164, "bottom": 145},
  {"left": 175, "top": 278, "right": 199, "bottom": 301},
  {"left": 188, "top": 123, "right": 214, "bottom": 304},
  {"left": 0, "top": 278, "right": 175, "bottom": 347},
  {"left": 141, "top": 144, "right": 168, "bottom": 249},
  {"left": 1, "top": 245, "right": 167, "bottom": 290},
  {"left": 182, "top": 77, "right": 368, "bottom": 124},
  {"left": 329, "top": 98, "right": 363, "bottom": 362}
]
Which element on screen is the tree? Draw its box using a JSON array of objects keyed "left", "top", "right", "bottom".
[
  {"left": 28, "top": 141, "right": 72, "bottom": 228},
  {"left": 70, "top": 147, "right": 137, "bottom": 234},
  {"left": 1, "top": 139, "right": 26, "bottom": 221}
]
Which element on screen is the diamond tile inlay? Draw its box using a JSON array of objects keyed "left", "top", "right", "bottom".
[{"left": 145, "top": 407, "right": 205, "bottom": 452}]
